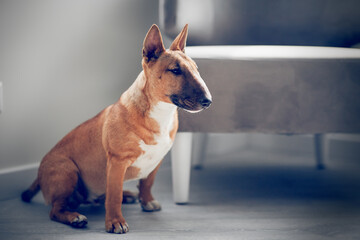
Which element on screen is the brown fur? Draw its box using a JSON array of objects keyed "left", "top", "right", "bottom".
[{"left": 21, "top": 24, "right": 211, "bottom": 234}]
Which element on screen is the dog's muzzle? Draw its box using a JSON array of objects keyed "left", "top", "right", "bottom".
[{"left": 170, "top": 94, "right": 212, "bottom": 112}]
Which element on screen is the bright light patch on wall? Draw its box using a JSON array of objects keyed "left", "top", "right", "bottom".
[
  {"left": 0, "top": 82, "right": 3, "bottom": 114},
  {"left": 177, "top": 0, "right": 214, "bottom": 40}
]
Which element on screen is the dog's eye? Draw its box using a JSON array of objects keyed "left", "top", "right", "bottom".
[{"left": 169, "top": 68, "right": 182, "bottom": 75}]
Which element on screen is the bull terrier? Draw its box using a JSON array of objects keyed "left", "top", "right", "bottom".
[{"left": 21, "top": 24, "right": 211, "bottom": 234}]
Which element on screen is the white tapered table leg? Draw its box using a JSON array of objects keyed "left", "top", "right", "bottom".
[
  {"left": 192, "top": 133, "right": 209, "bottom": 170},
  {"left": 171, "top": 132, "right": 193, "bottom": 204},
  {"left": 314, "top": 133, "right": 328, "bottom": 170}
]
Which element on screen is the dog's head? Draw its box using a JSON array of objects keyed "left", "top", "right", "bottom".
[{"left": 142, "top": 24, "right": 212, "bottom": 113}]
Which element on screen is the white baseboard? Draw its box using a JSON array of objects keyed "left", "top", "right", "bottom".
[{"left": 0, "top": 163, "right": 39, "bottom": 201}]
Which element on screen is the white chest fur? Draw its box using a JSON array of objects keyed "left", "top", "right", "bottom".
[{"left": 129, "top": 101, "right": 177, "bottom": 180}]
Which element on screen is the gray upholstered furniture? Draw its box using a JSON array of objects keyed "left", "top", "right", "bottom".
[{"left": 159, "top": 0, "right": 360, "bottom": 203}]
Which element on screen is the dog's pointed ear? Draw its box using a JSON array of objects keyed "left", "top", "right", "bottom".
[
  {"left": 170, "top": 24, "right": 188, "bottom": 52},
  {"left": 143, "top": 24, "right": 165, "bottom": 62}
]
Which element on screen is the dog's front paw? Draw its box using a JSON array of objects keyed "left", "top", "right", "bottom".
[
  {"left": 141, "top": 200, "right": 162, "bottom": 212},
  {"left": 106, "top": 219, "right": 129, "bottom": 234}
]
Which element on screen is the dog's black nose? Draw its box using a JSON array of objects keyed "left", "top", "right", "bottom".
[{"left": 199, "top": 97, "right": 212, "bottom": 108}]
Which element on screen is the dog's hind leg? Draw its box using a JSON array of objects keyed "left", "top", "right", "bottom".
[
  {"left": 39, "top": 156, "right": 88, "bottom": 228},
  {"left": 50, "top": 199, "right": 88, "bottom": 228}
]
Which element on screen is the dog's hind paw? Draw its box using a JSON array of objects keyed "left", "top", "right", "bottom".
[
  {"left": 70, "top": 214, "right": 88, "bottom": 228},
  {"left": 122, "top": 190, "right": 139, "bottom": 204},
  {"left": 141, "top": 200, "right": 162, "bottom": 212}
]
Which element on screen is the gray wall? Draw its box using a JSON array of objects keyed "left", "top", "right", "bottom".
[
  {"left": 0, "top": 0, "right": 159, "bottom": 169},
  {"left": 1, "top": 0, "right": 359, "bottom": 172}
]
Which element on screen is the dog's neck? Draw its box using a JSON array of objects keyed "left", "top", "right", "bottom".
[{"left": 119, "top": 71, "right": 177, "bottom": 124}]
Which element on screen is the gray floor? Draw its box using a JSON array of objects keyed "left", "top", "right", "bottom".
[{"left": 1, "top": 150, "right": 360, "bottom": 240}]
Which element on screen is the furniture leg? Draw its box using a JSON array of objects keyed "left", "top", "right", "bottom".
[
  {"left": 192, "top": 133, "right": 209, "bottom": 170},
  {"left": 171, "top": 132, "right": 193, "bottom": 204},
  {"left": 314, "top": 134, "right": 328, "bottom": 170}
]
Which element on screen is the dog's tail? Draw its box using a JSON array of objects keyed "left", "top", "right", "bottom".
[{"left": 21, "top": 178, "right": 40, "bottom": 203}]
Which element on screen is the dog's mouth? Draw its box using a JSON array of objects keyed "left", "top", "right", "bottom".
[{"left": 170, "top": 94, "right": 211, "bottom": 113}]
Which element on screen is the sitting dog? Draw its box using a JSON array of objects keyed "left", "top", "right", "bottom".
[{"left": 21, "top": 24, "right": 211, "bottom": 234}]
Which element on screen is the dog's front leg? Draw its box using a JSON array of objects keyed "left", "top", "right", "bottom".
[
  {"left": 138, "top": 161, "right": 162, "bottom": 212},
  {"left": 105, "top": 157, "right": 130, "bottom": 234}
]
